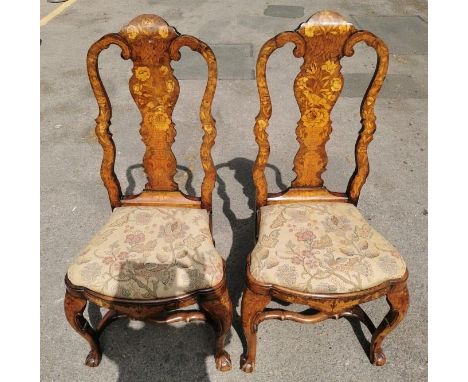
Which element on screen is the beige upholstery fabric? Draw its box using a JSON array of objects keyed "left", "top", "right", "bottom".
[
  {"left": 250, "top": 202, "right": 406, "bottom": 294},
  {"left": 67, "top": 206, "right": 224, "bottom": 299}
]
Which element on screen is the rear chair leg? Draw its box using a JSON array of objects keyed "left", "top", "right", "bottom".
[
  {"left": 240, "top": 286, "right": 271, "bottom": 373},
  {"left": 199, "top": 286, "right": 233, "bottom": 372},
  {"left": 96, "top": 310, "right": 125, "bottom": 336},
  {"left": 370, "top": 283, "right": 409, "bottom": 366},
  {"left": 64, "top": 291, "right": 102, "bottom": 367}
]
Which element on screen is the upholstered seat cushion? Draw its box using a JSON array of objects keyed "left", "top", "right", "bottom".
[
  {"left": 250, "top": 202, "right": 406, "bottom": 294},
  {"left": 67, "top": 206, "right": 224, "bottom": 300}
]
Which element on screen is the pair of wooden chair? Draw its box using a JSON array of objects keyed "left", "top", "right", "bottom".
[{"left": 64, "top": 11, "right": 409, "bottom": 373}]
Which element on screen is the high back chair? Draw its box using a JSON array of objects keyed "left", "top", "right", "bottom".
[
  {"left": 64, "top": 15, "right": 232, "bottom": 371},
  {"left": 240, "top": 11, "right": 409, "bottom": 372}
]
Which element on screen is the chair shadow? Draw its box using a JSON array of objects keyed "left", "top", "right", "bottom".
[
  {"left": 345, "top": 317, "right": 372, "bottom": 355},
  {"left": 118, "top": 160, "right": 371, "bottom": 368},
  {"left": 125, "top": 164, "right": 195, "bottom": 196},
  {"left": 88, "top": 304, "right": 214, "bottom": 382},
  {"left": 215, "top": 158, "right": 287, "bottom": 354},
  {"left": 83, "top": 164, "right": 222, "bottom": 382}
]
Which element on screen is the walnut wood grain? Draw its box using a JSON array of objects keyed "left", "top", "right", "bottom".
[
  {"left": 147, "top": 310, "right": 206, "bottom": 324},
  {"left": 344, "top": 31, "right": 389, "bottom": 205},
  {"left": 95, "top": 309, "right": 206, "bottom": 332},
  {"left": 170, "top": 36, "right": 218, "bottom": 211},
  {"left": 292, "top": 12, "right": 355, "bottom": 188},
  {"left": 121, "top": 15, "right": 180, "bottom": 191},
  {"left": 120, "top": 190, "right": 201, "bottom": 208},
  {"left": 64, "top": 291, "right": 102, "bottom": 367},
  {"left": 252, "top": 32, "right": 305, "bottom": 207},
  {"left": 199, "top": 285, "right": 233, "bottom": 371},
  {"left": 96, "top": 310, "right": 125, "bottom": 335},
  {"left": 241, "top": 254, "right": 409, "bottom": 371},
  {"left": 251, "top": 11, "right": 389, "bottom": 207},
  {"left": 339, "top": 305, "right": 376, "bottom": 333},
  {"left": 68, "top": 14, "right": 232, "bottom": 372},
  {"left": 266, "top": 187, "right": 348, "bottom": 206},
  {"left": 257, "top": 309, "right": 329, "bottom": 325},
  {"left": 87, "top": 33, "right": 131, "bottom": 209},
  {"left": 65, "top": 268, "right": 233, "bottom": 371},
  {"left": 370, "top": 281, "right": 409, "bottom": 365},
  {"left": 87, "top": 14, "right": 220, "bottom": 212},
  {"left": 240, "top": 286, "right": 271, "bottom": 373},
  {"left": 244, "top": 11, "right": 408, "bottom": 372}
]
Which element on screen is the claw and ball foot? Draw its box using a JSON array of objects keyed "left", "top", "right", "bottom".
[
  {"left": 64, "top": 291, "right": 102, "bottom": 367},
  {"left": 199, "top": 286, "right": 233, "bottom": 372},
  {"left": 370, "top": 283, "right": 409, "bottom": 366},
  {"left": 85, "top": 349, "right": 102, "bottom": 367},
  {"left": 215, "top": 350, "right": 232, "bottom": 372},
  {"left": 239, "top": 287, "right": 271, "bottom": 373}
]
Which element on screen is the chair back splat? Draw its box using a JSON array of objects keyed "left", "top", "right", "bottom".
[
  {"left": 87, "top": 14, "right": 218, "bottom": 211},
  {"left": 252, "top": 10, "right": 389, "bottom": 208}
]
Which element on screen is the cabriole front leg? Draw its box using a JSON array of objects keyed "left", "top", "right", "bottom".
[
  {"left": 370, "top": 282, "right": 409, "bottom": 366},
  {"left": 64, "top": 291, "right": 102, "bottom": 367},
  {"left": 199, "top": 286, "right": 233, "bottom": 371},
  {"left": 240, "top": 287, "right": 271, "bottom": 373}
]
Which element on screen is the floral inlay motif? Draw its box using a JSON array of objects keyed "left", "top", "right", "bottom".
[
  {"left": 88, "top": 14, "right": 219, "bottom": 209},
  {"left": 302, "top": 10, "right": 353, "bottom": 38},
  {"left": 141, "top": 17, "right": 155, "bottom": 28},
  {"left": 126, "top": 25, "right": 139, "bottom": 40},
  {"left": 250, "top": 202, "right": 406, "bottom": 293},
  {"left": 159, "top": 25, "right": 169, "bottom": 38},
  {"left": 135, "top": 67, "right": 151, "bottom": 82},
  {"left": 67, "top": 207, "right": 224, "bottom": 299},
  {"left": 147, "top": 107, "right": 172, "bottom": 131},
  {"left": 159, "top": 65, "right": 169, "bottom": 75}
]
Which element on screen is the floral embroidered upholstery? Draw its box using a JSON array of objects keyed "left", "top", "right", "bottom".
[
  {"left": 250, "top": 202, "right": 406, "bottom": 294},
  {"left": 67, "top": 206, "right": 224, "bottom": 299}
]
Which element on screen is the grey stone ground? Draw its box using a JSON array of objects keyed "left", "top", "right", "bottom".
[{"left": 40, "top": 0, "right": 427, "bottom": 381}]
